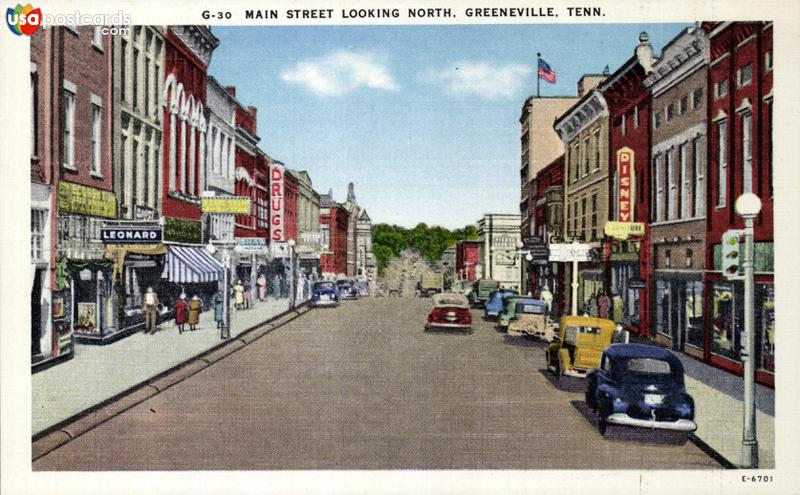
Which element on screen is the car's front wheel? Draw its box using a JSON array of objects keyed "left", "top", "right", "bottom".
[{"left": 596, "top": 409, "right": 607, "bottom": 436}]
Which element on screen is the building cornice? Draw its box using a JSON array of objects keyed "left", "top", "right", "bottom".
[
  {"left": 644, "top": 27, "right": 709, "bottom": 97},
  {"left": 553, "top": 89, "right": 609, "bottom": 143},
  {"left": 169, "top": 26, "right": 219, "bottom": 68}
]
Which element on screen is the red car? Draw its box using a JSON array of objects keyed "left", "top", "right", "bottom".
[{"left": 425, "top": 293, "right": 472, "bottom": 332}]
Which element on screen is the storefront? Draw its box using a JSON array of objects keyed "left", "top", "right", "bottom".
[
  {"left": 608, "top": 239, "right": 644, "bottom": 329},
  {"left": 163, "top": 244, "right": 225, "bottom": 310},
  {"left": 704, "top": 242, "right": 774, "bottom": 386},
  {"left": 105, "top": 243, "right": 167, "bottom": 342},
  {"left": 653, "top": 272, "right": 705, "bottom": 359},
  {"left": 68, "top": 259, "right": 115, "bottom": 344}
]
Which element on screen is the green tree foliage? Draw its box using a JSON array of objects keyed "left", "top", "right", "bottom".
[{"left": 372, "top": 223, "right": 479, "bottom": 271}]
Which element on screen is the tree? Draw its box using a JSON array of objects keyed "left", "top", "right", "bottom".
[{"left": 372, "top": 223, "right": 479, "bottom": 271}]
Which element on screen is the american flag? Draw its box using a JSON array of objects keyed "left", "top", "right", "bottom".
[{"left": 538, "top": 58, "right": 556, "bottom": 84}]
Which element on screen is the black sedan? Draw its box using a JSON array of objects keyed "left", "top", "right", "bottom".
[{"left": 586, "top": 343, "right": 697, "bottom": 435}]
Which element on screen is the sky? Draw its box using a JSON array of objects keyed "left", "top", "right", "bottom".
[{"left": 207, "top": 23, "right": 687, "bottom": 230}]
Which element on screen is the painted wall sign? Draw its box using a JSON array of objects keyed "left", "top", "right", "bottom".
[
  {"left": 270, "top": 163, "right": 285, "bottom": 241},
  {"left": 58, "top": 182, "right": 117, "bottom": 219},
  {"left": 163, "top": 217, "right": 202, "bottom": 244},
  {"left": 616, "top": 147, "right": 635, "bottom": 222},
  {"left": 201, "top": 196, "right": 252, "bottom": 214}
]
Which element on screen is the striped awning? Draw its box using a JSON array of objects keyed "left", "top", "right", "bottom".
[{"left": 165, "top": 245, "right": 224, "bottom": 283}]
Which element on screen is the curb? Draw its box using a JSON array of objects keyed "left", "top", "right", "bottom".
[
  {"left": 32, "top": 303, "right": 311, "bottom": 462},
  {"left": 688, "top": 433, "right": 738, "bottom": 469}
]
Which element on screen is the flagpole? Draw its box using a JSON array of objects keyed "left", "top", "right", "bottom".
[{"left": 536, "top": 52, "right": 541, "bottom": 98}]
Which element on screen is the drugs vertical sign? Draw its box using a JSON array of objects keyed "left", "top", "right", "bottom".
[{"left": 270, "top": 162, "right": 285, "bottom": 241}]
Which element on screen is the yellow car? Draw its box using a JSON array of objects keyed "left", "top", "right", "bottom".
[{"left": 545, "top": 316, "right": 617, "bottom": 379}]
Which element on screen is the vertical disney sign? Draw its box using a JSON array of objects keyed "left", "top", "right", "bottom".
[{"left": 270, "top": 162, "right": 285, "bottom": 241}]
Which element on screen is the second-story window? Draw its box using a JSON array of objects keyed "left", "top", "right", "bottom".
[
  {"left": 593, "top": 128, "right": 601, "bottom": 171},
  {"left": 583, "top": 136, "right": 590, "bottom": 176},
  {"left": 693, "top": 88, "right": 703, "bottom": 109},
  {"left": 717, "top": 119, "right": 727, "bottom": 207},
  {"left": 62, "top": 88, "right": 75, "bottom": 169},
  {"left": 715, "top": 79, "right": 728, "bottom": 100},
  {"left": 737, "top": 63, "right": 753, "bottom": 88},
  {"left": 91, "top": 103, "right": 102, "bottom": 176},
  {"left": 742, "top": 111, "right": 753, "bottom": 194}
]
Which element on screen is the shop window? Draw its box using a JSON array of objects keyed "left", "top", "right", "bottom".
[
  {"left": 684, "top": 280, "right": 704, "bottom": 348},
  {"left": 711, "top": 282, "right": 738, "bottom": 361},
  {"left": 655, "top": 279, "right": 671, "bottom": 337},
  {"left": 759, "top": 284, "right": 775, "bottom": 373},
  {"left": 31, "top": 209, "right": 46, "bottom": 263}
]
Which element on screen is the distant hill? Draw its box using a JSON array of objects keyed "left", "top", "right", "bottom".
[{"left": 372, "top": 223, "right": 478, "bottom": 271}]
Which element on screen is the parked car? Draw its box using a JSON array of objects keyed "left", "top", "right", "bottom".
[
  {"left": 468, "top": 279, "right": 500, "bottom": 307},
  {"left": 483, "top": 289, "right": 519, "bottom": 319},
  {"left": 336, "top": 280, "right": 359, "bottom": 300},
  {"left": 425, "top": 293, "right": 472, "bottom": 332},
  {"left": 545, "top": 316, "right": 617, "bottom": 379},
  {"left": 497, "top": 295, "right": 530, "bottom": 331},
  {"left": 310, "top": 281, "right": 340, "bottom": 307},
  {"left": 586, "top": 343, "right": 697, "bottom": 435},
  {"left": 507, "top": 299, "right": 551, "bottom": 339}
]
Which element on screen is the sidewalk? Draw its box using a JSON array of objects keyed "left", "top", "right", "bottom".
[
  {"left": 675, "top": 353, "right": 775, "bottom": 468},
  {"left": 32, "top": 298, "right": 290, "bottom": 436}
]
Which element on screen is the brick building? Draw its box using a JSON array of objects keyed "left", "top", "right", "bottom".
[
  {"left": 599, "top": 31, "right": 656, "bottom": 332},
  {"left": 528, "top": 154, "right": 564, "bottom": 315},
  {"left": 642, "top": 26, "right": 710, "bottom": 354},
  {"left": 704, "top": 22, "right": 774, "bottom": 386},
  {"left": 455, "top": 240, "right": 481, "bottom": 282},
  {"left": 320, "top": 197, "right": 349, "bottom": 277}
]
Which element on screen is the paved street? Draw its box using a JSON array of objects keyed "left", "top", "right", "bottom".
[{"left": 34, "top": 297, "right": 719, "bottom": 470}]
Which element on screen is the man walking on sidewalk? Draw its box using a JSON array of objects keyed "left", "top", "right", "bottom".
[{"left": 143, "top": 287, "right": 159, "bottom": 334}]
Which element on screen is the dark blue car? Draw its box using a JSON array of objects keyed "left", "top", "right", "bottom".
[
  {"left": 311, "top": 281, "right": 340, "bottom": 307},
  {"left": 586, "top": 343, "right": 697, "bottom": 435},
  {"left": 483, "top": 289, "right": 518, "bottom": 319}
]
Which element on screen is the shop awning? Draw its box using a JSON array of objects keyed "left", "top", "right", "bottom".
[{"left": 165, "top": 245, "right": 224, "bottom": 283}]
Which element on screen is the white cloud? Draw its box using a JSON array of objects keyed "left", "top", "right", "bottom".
[
  {"left": 281, "top": 50, "right": 398, "bottom": 96},
  {"left": 426, "top": 62, "right": 533, "bottom": 99}
]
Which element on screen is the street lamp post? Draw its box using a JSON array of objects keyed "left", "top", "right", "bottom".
[
  {"left": 209, "top": 240, "right": 235, "bottom": 339},
  {"left": 735, "top": 192, "right": 761, "bottom": 469}
]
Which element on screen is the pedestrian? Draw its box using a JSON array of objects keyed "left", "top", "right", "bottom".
[
  {"left": 213, "top": 289, "right": 224, "bottom": 330},
  {"left": 257, "top": 273, "right": 267, "bottom": 302},
  {"left": 296, "top": 273, "right": 305, "bottom": 302},
  {"left": 588, "top": 293, "right": 599, "bottom": 318},
  {"left": 233, "top": 280, "right": 245, "bottom": 310},
  {"left": 188, "top": 295, "right": 202, "bottom": 331},
  {"left": 303, "top": 275, "right": 310, "bottom": 300},
  {"left": 281, "top": 275, "right": 289, "bottom": 298},
  {"left": 272, "top": 274, "right": 281, "bottom": 299},
  {"left": 612, "top": 293, "right": 624, "bottom": 323},
  {"left": 142, "top": 287, "right": 159, "bottom": 334},
  {"left": 538, "top": 285, "right": 553, "bottom": 315},
  {"left": 597, "top": 290, "right": 611, "bottom": 320},
  {"left": 174, "top": 293, "right": 188, "bottom": 334},
  {"left": 243, "top": 279, "right": 252, "bottom": 309}
]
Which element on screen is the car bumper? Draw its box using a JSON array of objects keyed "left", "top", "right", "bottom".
[
  {"left": 427, "top": 322, "right": 471, "bottom": 330},
  {"left": 312, "top": 299, "right": 338, "bottom": 306},
  {"left": 606, "top": 413, "right": 697, "bottom": 432},
  {"left": 563, "top": 367, "right": 590, "bottom": 378}
]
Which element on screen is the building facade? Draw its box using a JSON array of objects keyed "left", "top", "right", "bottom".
[
  {"left": 642, "top": 26, "right": 709, "bottom": 354},
  {"left": 356, "top": 209, "right": 375, "bottom": 282},
  {"left": 704, "top": 22, "right": 774, "bottom": 386},
  {"left": 203, "top": 76, "right": 237, "bottom": 243},
  {"left": 455, "top": 240, "right": 481, "bottom": 282},
  {"left": 554, "top": 77, "right": 609, "bottom": 315},
  {"left": 476, "top": 214, "right": 522, "bottom": 291},
  {"left": 320, "top": 198, "right": 348, "bottom": 277},
  {"left": 289, "top": 170, "right": 322, "bottom": 278},
  {"left": 599, "top": 32, "right": 656, "bottom": 332}
]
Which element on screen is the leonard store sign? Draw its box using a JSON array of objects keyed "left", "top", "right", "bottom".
[{"left": 270, "top": 162, "right": 285, "bottom": 241}]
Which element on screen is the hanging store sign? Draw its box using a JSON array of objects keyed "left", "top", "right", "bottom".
[
  {"left": 548, "top": 242, "right": 593, "bottom": 262},
  {"left": 201, "top": 196, "right": 252, "bottom": 214},
  {"left": 58, "top": 182, "right": 117, "bottom": 219},
  {"left": 604, "top": 221, "right": 645, "bottom": 240},
  {"left": 101, "top": 226, "right": 163, "bottom": 244},
  {"left": 270, "top": 163, "right": 285, "bottom": 242},
  {"left": 164, "top": 217, "right": 202, "bottom": 244},
  {"left": 616, "top": 147, "right": 635, "bottom": 222}
]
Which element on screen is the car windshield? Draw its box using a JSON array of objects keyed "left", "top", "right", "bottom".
[
  {"left": 617, "top": 357, "right": 679, "bottom": 383},
  {"left": 518, "top": 303, "right": 545, "bottom": 314},
  {"left": 563, "top": 325, "right": 601, "bottom": 344},
  {"left": 315, "top": 282, "right": 335, "bottom": 290}
]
